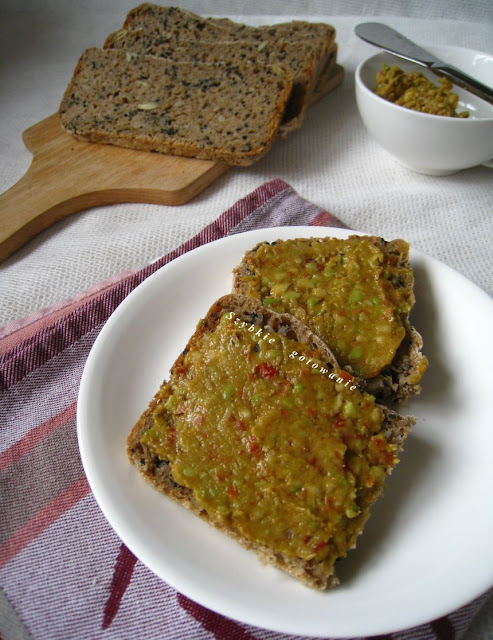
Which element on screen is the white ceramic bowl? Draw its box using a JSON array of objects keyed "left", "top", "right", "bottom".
[{"left": 355, "top": 45, "right": 493, "bottom": 175}]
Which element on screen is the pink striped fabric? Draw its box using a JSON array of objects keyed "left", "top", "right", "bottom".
[{"left": 0, "top": 179, "right": 490, "bottom": 640}]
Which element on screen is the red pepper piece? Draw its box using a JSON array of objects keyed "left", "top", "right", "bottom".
[
  {"left": 254, "top": 362, "right": 279, "bottom": 378},
  {"left": 173, "top": 364, "right": 187, "bottom": 377},
  {"left": 333, "top": 416, "right": 347, "bottom": 429},
  {"left": 227, "top": 483, "right": 238, "bottom": 497},
  {"left": 248, "top": 436, "right": 262, "bottom": 458},
  {"left": 337, "top": 370, "right": 354, "bottom": 385}
]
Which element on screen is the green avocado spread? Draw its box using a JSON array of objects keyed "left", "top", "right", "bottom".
[
  {"left": 141, "top": 312, "right": 399, "bottom": 567},
  {"left": 238, "top": 236, "right": 413, "bottom": 379}
]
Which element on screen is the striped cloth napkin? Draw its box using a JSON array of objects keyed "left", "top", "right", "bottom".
[{"left": 0, "top": 179, "right": 490, "bottom": 640}]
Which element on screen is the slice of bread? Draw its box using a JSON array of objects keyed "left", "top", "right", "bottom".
[
  {"left": 306, "top": 63, "right": 345, "bottom": 112},
  {"left": 58, "top": 48, "right": 293, "bottom": 166},
  {"left": 121, "top": 4, "right": 238, "bottom": 34},
  {"left": 120, "top": 5, "right": 336, "bottom": 53},
  {"left": 255, "top": 19, "right": 337, "bottom": 107},
  {"left": 308, "top": 44, "right": 341, "bottom": 106},
  {"left": 104, "top": 34, "right": 319, "bottom": 132},
  {"left": 127, "top": 294, "right": 414, "bottom": 590},
  {"left": 109, "top": 5, "right": 339, "bottom": 132},
  {"left": 132, "top": 8, "right": 337, "bottom": 90},
  {"left": 232, "top": 236, "right": 428, "bottom": 403}
]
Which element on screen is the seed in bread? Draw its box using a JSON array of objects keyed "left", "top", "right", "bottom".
[
  {"left": 127, "top": 294, "right": 414, "bottom": 590},
  {"left": 58, "top": 48, "right": 293, "bottom": 166},
  {"left": 232, "top": 236, "right": 428, "bottom": 403}
]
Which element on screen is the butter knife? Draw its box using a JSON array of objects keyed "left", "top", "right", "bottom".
[{"left": 355, "top": 22, "right": 493, "bottom": 106}]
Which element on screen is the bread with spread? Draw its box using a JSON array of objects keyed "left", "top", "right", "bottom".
[
  {"left": 127, "top": 294, "right": 414, "bottom": 590},
  {"left": 58, "top": 48, "right": 293, "bottom": 166},
  {"left": 232, "top": 236, "right": 428, "bottom": 403}
]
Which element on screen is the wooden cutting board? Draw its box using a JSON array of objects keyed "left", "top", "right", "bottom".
[{"left": 0, "top": 114, "right": 230, "bottom": 262}]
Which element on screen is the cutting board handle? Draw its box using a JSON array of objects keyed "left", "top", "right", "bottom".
[
  {"left": 0, "top": 159, "right": 92, "bottom": 262},
  {"left": 0, "top": 114, "right": 229, "bottom": 263}
]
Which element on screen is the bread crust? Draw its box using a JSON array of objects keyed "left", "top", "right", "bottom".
[
  {"left": 231, "top": 237, "right": 427, "bottom": 403},
  {"left": 127, "top": 294, "right": 414, "bottom": 590}
]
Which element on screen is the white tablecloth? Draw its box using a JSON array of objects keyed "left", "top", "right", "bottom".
[{"left": 1, "top": 1, "right": 492, "bottom": 638}]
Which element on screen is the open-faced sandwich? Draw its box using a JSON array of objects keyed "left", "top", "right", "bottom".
[
  {"left": 127, "top": 294, "right": 415, "bottom": 589},
  {"left": 232, "top": 235, "right": 428, "bottom": 403}
]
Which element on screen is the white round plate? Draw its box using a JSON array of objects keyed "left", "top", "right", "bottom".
[{"left": 77, "top": 227, "right": 493, "bottom": 638}]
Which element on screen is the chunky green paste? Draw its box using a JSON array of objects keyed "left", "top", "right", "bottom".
[
  {"left": 142, "top": 313, "right": 399, "bottom": 566},
  {"left": 375, "top": 64, "right": 469, "bottom": 118},
  {"left": 238, "top": 236, "right": 412, "bottom": 378}
]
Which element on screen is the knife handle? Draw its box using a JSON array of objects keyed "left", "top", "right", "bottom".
[{"left": 431, "top": 63, "right": 493, "bottom": 106}]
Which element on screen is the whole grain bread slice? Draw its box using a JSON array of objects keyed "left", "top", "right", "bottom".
[
  {"left": 58, "top": 48, "right": 293, "bottom": 165},
  {"left": 109, "top": 4, "right": 339, "bottom": 130},
  {"left": 104, "top": 33, "right": 319, "bottom": 133},
  {"left": 127, "top": 293, "right": 415, "bottom": 590},
  {"left": 104, "top": 32, "right": 341, "bottom": 135},
  {"left": 120, "top": 5, "right": 336, "bottom": 52},
  {"left": 308, "top": 44, "right": 341, "bottom": 106},
  {"left": 119, "top": 5, "right": 337, "bottom": 83},
  {"left": 232, "top": 236, "right": 428, "bottom": 404},
  {"left": 255, "top": 19, "right": 337, "bottom": 105},
  {"left": 305, "top": 63, "right": 345, "bottom": 112}
]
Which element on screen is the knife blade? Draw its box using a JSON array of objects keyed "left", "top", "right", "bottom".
[{"left": 355, "top": 22, "right": 493, "bottom": 106}]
